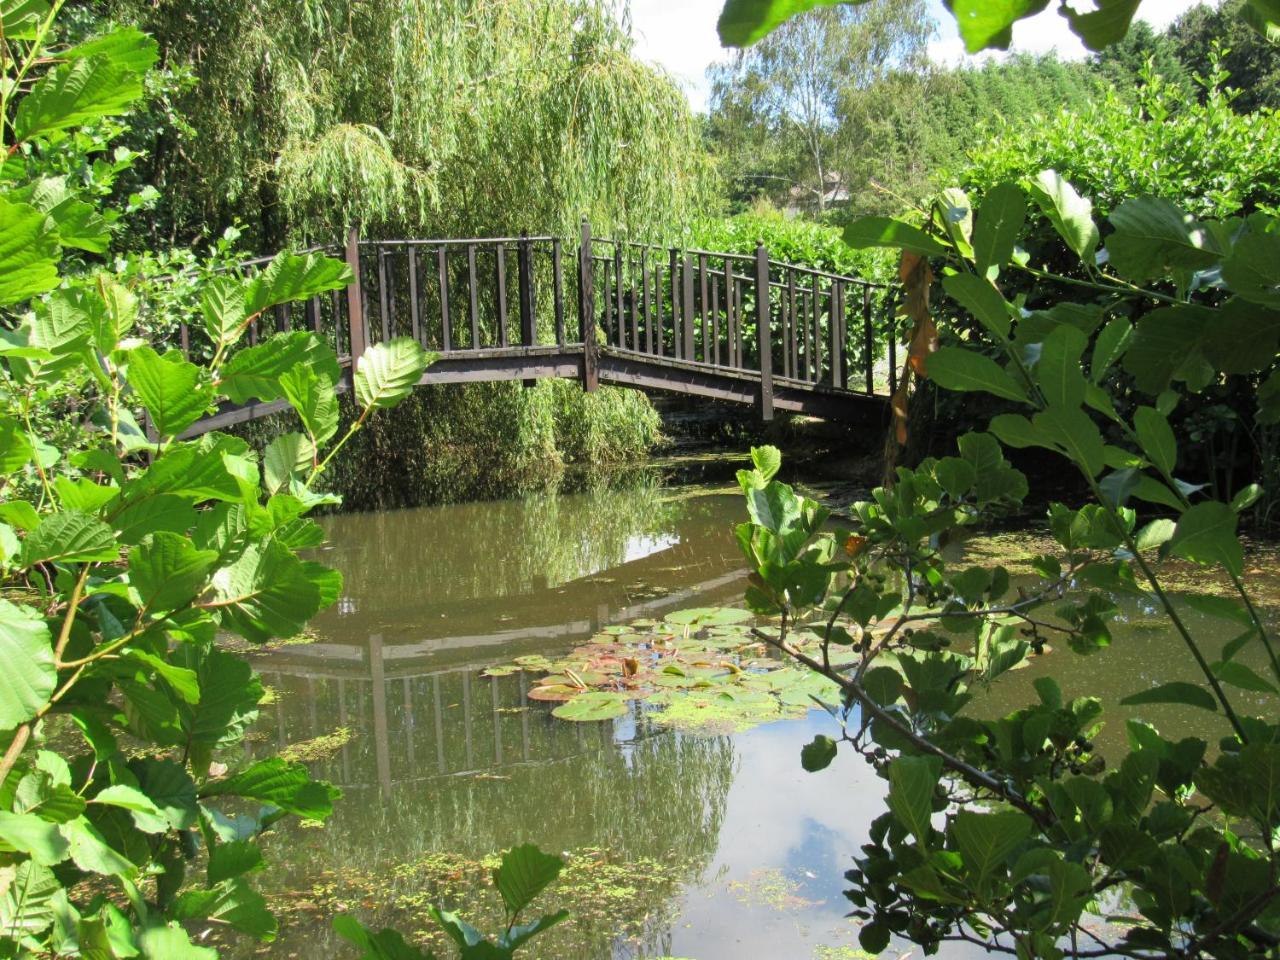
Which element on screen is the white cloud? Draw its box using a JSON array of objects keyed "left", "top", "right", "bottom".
[{"left": 627, "top": 0, "right": 1210, "bottom": 110}]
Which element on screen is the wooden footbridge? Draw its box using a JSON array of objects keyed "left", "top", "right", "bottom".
[{"left": 186, "top": 223, "right": 897, "bottom": 435}]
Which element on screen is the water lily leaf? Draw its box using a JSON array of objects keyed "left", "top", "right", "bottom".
[{"left": 551, "top": 692, "right": 628, "bottom": 722}]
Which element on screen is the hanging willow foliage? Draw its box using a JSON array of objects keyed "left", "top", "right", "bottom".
[{"left": 112, "top": 0, "right": 712, "bottom": 247}]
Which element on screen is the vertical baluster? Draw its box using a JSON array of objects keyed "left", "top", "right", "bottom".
[
  {"left": 438, "top": 246, "right": 451, "bottom": 352},
  {"left": 467, "top": 244, "right": 480, "bottom": 349},
  {"left": 722, "top": 258, "right": 735, "bottom": 368},
  {"left": 629, "top": 253, "right": 639, "bottom": 352},
  {"left": 710, "top": 266, "right": 720, "bottom": 365},
  {"left": 276, "top": 303, "right": 290, "bottom": 333},
  {"left": 308, "top": 295, "right": 322, "bottom": 335},
  {"left": 407, "top": 246, "right": 421, "bottom": 346},
  {"left": 553, "top": 239, "right": 565, "bottom": 347},
  {"left": 735, "top": 279, "right": 745, "bottom": 369},
  {"left": 614, "top": 245, "right": 625, "bottom": 349},
  {"left": 495, "top": 243, "right": 508, "bottom": 348},
  {"left": 378, "top": 247, "right": 391, "bottom": 342},
  {"left": 642, "top": 248, "right": 653, "bottom": 354},
  {"left": 179, "top": 322, "right": 190, "bottom": 359},
  {"left": 654, "top": 259, "right": 665, "bottom": 357},
  {"left": 863, "top": 285, "right": 875, "bottom": 394},
  {"left": 681, "top": 251, "right": 694, "bottom": 361},
  {"left": 602, "top": 254, "right": 614, "bottom": 346},
  {"left": 344, "top": 226, "right": 366, "bottom": 364},
  {"left": 787, "top": 272, "right": 798, "bottom": 379},
  {"left": 699, "top": 255, "right": 710, "bottom": 363},
  {"left": 668, "top": 248, "right": 678, "bottom": 358},
  {"left": 517, "top": 232, "right": 535, "bottom": 348},
  {"left": 812, "top": 275, "right": 822, "bottom": 383},
  {"left": 332, "top": 288, "right": 344, "bottom": 361},
  {"left": 888, "top": 301, "right": 898, "bottom": 396}
]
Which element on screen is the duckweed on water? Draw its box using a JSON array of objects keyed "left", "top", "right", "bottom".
[
  {"left": 266, "top": 847, "right": 693, "bottom": 959},
  {"left": 481, "top": 607, "right": 841, "bottom": 734}
]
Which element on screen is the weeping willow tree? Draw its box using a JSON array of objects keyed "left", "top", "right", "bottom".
[{"left": 109, "top": 0, "right": 712, "bottom": 503}]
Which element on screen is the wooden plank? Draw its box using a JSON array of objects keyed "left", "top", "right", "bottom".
[
  {"left": 467, "top": 244, "right": 480, "bottom": 348},
  {"left": 756, "top": 242, "right": 773, "bottom": 420},
  {"left": 438, "top": 246, "right": 452, "bottom": 352},
  {"left": 345, "top": 226, "right": 366, "bottom": 364},
  {"left": 553, "top": 239, "right": 565, "bottom": 347},
  {"left": 407, "top": 246, "right": 421, "bottom": 345},
  {"left": 495, "top": 243, "right": 508, "bottom": 348}
]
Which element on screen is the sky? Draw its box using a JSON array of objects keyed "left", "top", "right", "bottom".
[{"left": 628, "top": 0, "right": 1208, "bottom": 112}]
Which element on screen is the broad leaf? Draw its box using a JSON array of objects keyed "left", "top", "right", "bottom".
[
  {"left": 948, "top": 0, "right": 1051, "bottom": 52},
  {"left": 209, "top": 541, "right": 331, "bottom": 642},
  {"left": 1107, "top": 197, "right": 1222, "bottom": 282},
  {"left": 0, "top": 811, "right": 70, "bottom": 865},
  {"left": 127, "top": 346, "right": 213, "bottom": 438},
  {"left": 0, "top": 416, "right": 34, "bottom": 473},
  {"left": 0, "top": 197, "right": 60, "bottom": 306},
  {"left": 1133, "top": 406, "right": 1177, "bottom": 478},
  {"left": 952, "top": 810, "right": 1032, "bottom": 889},
  {"left": 1028, "top": 170, "right": 1098, "bottom": 263},
  {"left": 21, "top": 509, "right": 118, "bottom": 565},
  {"left": 279, "top": 364, "right": 339, "bottom": 445},
  {"left": 885, "top": 755, "right": 941, "bottom": 846},
  {"left": 493, "top": 843, "right": 563, "bottom": 916},
  {"left": 715, "top": 0, "right": 844, "bottom": 46},
  {"left": 199, "top": 758, "right": 338, "bottom": 820},
  {"left": 843, "top": 217, "right": 947, "bottom": 257},
  {"left": 1063, "top": 0, "right": 1141, "bottom": 50},
  {"left": 943, "top": 273, "right": 1011, "bottom": 340},
  {"left": 264, "top": 432, "right": 315, "bottom": 493},
  {"left": 925, "top": 348, "right": 1029, "bottom": 403},
  {"left": 1169, "top": 502, "right": 1244, "bottom": 577},
  {"left": 1120, "top": 682, "right": 1218, "bottom": 712},
  {"left": 1222, "top": 224, "right": 1280, "bottom": 306},
  {"left": 129, "top": 532, "right": 217, "bottom": 613},
  {"left": 972, "top": 181, "right": 1026, "bottom": 277},
  {"left": 218, "top": 331, "right": 339, "bottom": 406},
  {"left": 1036, "top": 325, "right": 1087, "bottom": 409},
  {"left": 800, "top": 734, "right": 837, "bottom": 772},
  {"left": 244, "top": 251, "right": 352, "bottom": 316},
  {"left": 13, "top": 55, "right": 146, "bottom": 142},
  {"left": 354, "top": 337, "right": 431, "bottom": 410}
]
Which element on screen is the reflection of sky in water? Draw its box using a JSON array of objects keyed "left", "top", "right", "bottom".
[{"left": 620, "top": 532, "right": 680, "bottom": 565}]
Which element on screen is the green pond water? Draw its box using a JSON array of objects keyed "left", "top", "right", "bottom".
[{"left": 228, "top": 472, "right": 1278, "bottom": 960}]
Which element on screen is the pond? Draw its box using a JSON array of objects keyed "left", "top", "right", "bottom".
[{"left": 231, "top": 469, "right": 1279, "bottom": 960}]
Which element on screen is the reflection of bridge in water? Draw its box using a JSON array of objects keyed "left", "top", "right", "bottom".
[{"left": 252, "top": 529, "right": 748, "bottom": 795}]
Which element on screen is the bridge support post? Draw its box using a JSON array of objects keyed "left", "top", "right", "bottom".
[
  {"left": 577, "top": 218, "right": 599, "bottom": 392},
  {"left": 682, "top": 251, "right": 695, "bottom": 361},
  {"left": 755, "top": 241, "right": 774, "bottom": 421},
  {"left": 344, "top": 225, "right": 367, "bottom": 368}
]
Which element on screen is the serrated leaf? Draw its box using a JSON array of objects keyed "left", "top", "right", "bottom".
[
  {"left": 0, "top": 197, "right": 60, "bottom": 306},
  {"left": 63, "top": 26, "right": 160, "bottom": 74},
  {"left": 264, "top": 433, "right": 315, "bottom": 494},
  {"left": 244, "top": 251, "right": 352, "bottom": 316},
  {"left": 886, "top": 755, "right": 941, "bottom": 846},
  {"left": 0, "top": 599, "right": 55, "bottom": 729},
  {"left": 0, "top": 416, "right": 34, "bottom": 474},
  {"left": 209, "top": 541, "right": 328, "bottom": 643},
  {"left": 21, "top": 509, "right": 118, "bottom": 565},
  {"left": 1222, "top": 222, "right": 1280, "bottom": 306},
  {"left": 127, "top": 346, "right": 213, "bottom": 438},
  {"left": 129, "top": 531, "right": 216, "bottom": 614},
  {"left": 0, "top": 811, "right": 70, "bottom": 864},
  {"left": 279, "top": 364, "right": 339, "bottom": 445},
  {"left": 354, "top": 337, "right": 431, "bottom": 410},
  {"left": 14, "top": 55, "right": 146, "bottom": 142},
  {"left": 91, "top": 785, "right": 168, "bottom": 834},
  {"left": 199, "top": 758, "right": 338, "bottom": 820},
  {"left": 952, "top": 810, "right": 1032, "bottom": 889},
  {"left": 218, "top": 331, "right": 339, "bottom": 406}
]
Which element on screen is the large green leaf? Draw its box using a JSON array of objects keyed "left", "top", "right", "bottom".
[
  {"left": 1028, "top": 170, "right": 1098, "bottom": 263},
  {"left": 1168, "top": 501, "right": 1244, "bottom": 577},
  {"left": 129, "top": 531, "right": 217, "bottom": 613},
  {"left": 1032, "top": 406, "right": 1106, "bottom": 477},
  {"left": 138, "top": 923, "right": 218, "bottom": 959},
  {"left": 279, "top": 364, "right": 339, "bottom": 445},
  {"left": 20, "top": 509, "right": 118, "bottom": 565},
  {"left": 13, "top": 55, "right": 146, "bottom": 142},
  {"left": 1222, "top": 223, "right": 1280, "bottom": 306},
  {"left": 1106, "top": 197, "right": 1222, "bottom": 282},
  {"left": 199, "top": 758, "right": 339, "bottom": 820},
  {"left": 1200, "top": 299, "right": 1280, "bottom": 375},
  {"left": 209, "top": 541, "right": 329, "bottom": 642},
  {"left": 1, "top": 1, "right": 52, "bottom": 41},
  {"left": 0, "top": 197, "right": 60, "bottom": 306},
  {"left": 885, "top": 755, "right": 941, "bottom": 846},
  {"left": 972, "top": 181, "right": 1026, "bottom": 277},
  {"left": 800, "top": 734, "right": 838, "bottom": 772},
  {"left": 0, "top": 811, "right": 70, "bottom": 865},
  {"left": 244, "top": 251, "right": 352, "bottom": 316},
  {"left": 1035, "top": 325, "right": 1088, "bottom": 409},
  {"left": 263, "top": 432, "right": 315, "bottom": 494},
  {"left": 334, "top": 915, "right": 435, "bottom": 960},
  {"left": 952, "top": 810, "right": 1032, "bottom": 891},
  {"left": 1133, "top": 406, "right": 1177, "bottom": 478},
  {"left": 948, "top": 0, "right": 1051, "bottom": 51},
  {"left": 127, "top": 346, "right": 214, "bottom": 438},
  {"left": 1120, "top": 681, "right": 1218, "bottom": 712},
  {"left": 943, "top": 274, "right": 1011, "bottom": 340},
  {"left": 1063, "top": 0, "right": 1142, "bottom": 50},
  {"left": 0, "top": 416, "right": 34, "bottom": 474},
  {"left": 493, "top": 843, "right": 564, "bottom": 916},
  {"left": 202, "top": 274, "right": 250, "bottom": 347},
  {"left": 172, "top": 877, "right": 277, "bottom": 940},
  {"left": 91, "top": 785, "right": 168, "bottom": 834},
  {"left": 61, "top": 816, "right": 136, "bottom": 875},
  {"left": 1122, "top": 305, "right": 1211, "bottom": 395},
  {"left": 218, "top": 331, "right": 340, "bottom": 406},
  {"left": 1243, "top": 0, "right": 1280, "bottom": 40},
  {"left": 0, "top": 860, "right": 60, "bottom": 937},
  {"left": 715, "top": 0, "right": 846, "bottom": 45},
  {"left": 354, "top": 337, "right": 432, "bottom": 410},
  {"left": 1090, "top": 317, "right": 1132, "bottom": 383},
  {"left": 843, "top": 216, "right": 947, "bottom": 256},
  {"left": 63, "top": 26, "right": 160, "bottom": 74},
  {"left": 170, "top": 644, "right": 261, "bottom": 747},
  {"left": 925, "top": 347, "right": 1029, "bottom": 403}
]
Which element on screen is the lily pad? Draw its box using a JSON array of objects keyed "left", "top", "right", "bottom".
[
  {"left": 552, "top": 692, "right": 629, "bottom": 722},
  {"left": 664, "top": 607, "right": 753, "bottom": 627}
]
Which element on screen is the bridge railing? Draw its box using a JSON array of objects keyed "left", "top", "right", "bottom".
[{"left": 173, "top": 222, "right": 897, "bottom": 420}]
